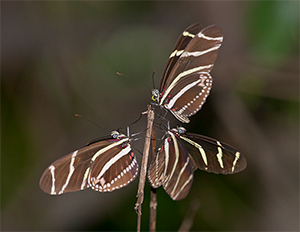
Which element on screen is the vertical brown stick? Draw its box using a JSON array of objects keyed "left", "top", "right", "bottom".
[
  {"left": 149, "top": 125, "right": 157, "bottom": 232},
  {"left": 135, "top": 105, "right": 154, "bottom": 232},
  {"left": 178, "top": 200, "right": 200, "bottom": 232}
]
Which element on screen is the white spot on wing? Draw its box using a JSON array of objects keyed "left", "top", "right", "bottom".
[
  {"left": 100, "top": 177, "right": 105, "bottom": 186},
  {"left": 232, "top": 152, "right": 240, "bottom": 172},
  {"left": 81, "top": 167, "right": 90, "bottom": 190},
  {"left": 169, "top": 49, "right": 184, "bottom": 58},
  {"left": 182, "top": 31, "right": 195, "bottom": 38},
  {"left": 216, "top": 141, "right": 224, "bottom": 168},
  {"left": 49, "top": 165, "right": 56, "bottom": 195}
]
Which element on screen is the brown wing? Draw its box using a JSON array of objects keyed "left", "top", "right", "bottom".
[
  {"left": 163, "top": 72, "right": 212, "bottom": 123},
  {"left": 180, "top": 133, "right": 247, "bottom": 174},
  {"left": 158, "top": 25, "right": 223, "bottom": 123},
  {"left": 39, "top": 136, "right": 138, "bottom": 195},
  {"left": 88, "top": 144, "right": 138, "bottom": 192},
  {"left": 162, "top": 25, "right": 223, "bottom": 91},
  {"left": 148, "top": 131, "right": 194, "bottom": 201},
  {"left": 39, "top": 139, "right": 113, "bottom": 195},
  {"left": 159, "top": 23, "right": 204, "bottom": 92}
]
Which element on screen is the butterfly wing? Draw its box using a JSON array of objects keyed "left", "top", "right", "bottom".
[
  {"left": 159, "top": 23, "right": 204, "bottom": 92},
  {"left": 148, "top": 131, "right": 194, "bottom": 201},
  {"left": 161, "top": 25, "right": 223, "bottom": 92},
  {"left": 39, "top": 136, "right": 138, "bottom": 195},
  {"left": 147, "top": 143, "right": 168, "bottom": 188},
  {"left": 159, "top": 25, "right": 223, "bottom": 123},
  {"left": 88, "top": 143, "right": 138, "bottom": 192},
  {"left": 179, "top": 132, "right": 247, "bottom": 174},
  {"left": 162, "top": 72, "right": 212, "bottom": 123}
]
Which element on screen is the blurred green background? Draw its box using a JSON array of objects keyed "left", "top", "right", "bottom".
[{"left": 2, "top": 1, "right": 299, "bottom": 231}]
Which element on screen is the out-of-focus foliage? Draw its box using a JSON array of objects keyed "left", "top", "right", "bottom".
[
  {"left": 246, "top": 1, "right": 298, "bottom": 66},
  {"left": 2, "top": 1, "right": 299, "bottom": 231}
]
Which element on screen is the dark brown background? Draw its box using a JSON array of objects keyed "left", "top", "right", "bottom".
[{"left": 2, "top": 1, "right": 299, "bottom": 231}]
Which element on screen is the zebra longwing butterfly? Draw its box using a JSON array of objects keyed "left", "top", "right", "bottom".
[
  {"left": 148, "top": 127, "right": 247, "bottom": 200},
  {"left": 39, "top": 131, "right": 138, "bottom": 195},
  {"left": 152, "top": 24, "right": 223, "bottom": 123}
]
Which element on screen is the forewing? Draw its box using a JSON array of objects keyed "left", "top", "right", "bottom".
[
  {"left": 39, "top": 139, "right": 113, "bottom": 195},
  {"left": 159, "top": 23, "right": 204, "bottom": 92},
  {"left": 180, "top": 133, "right": 247, "bottom": 174},
  {"left": 163, "top": 25, "right": 223, "bottom": 90},
  {"left": 159, "top": 25, "right": 223, "bottom": 113}
]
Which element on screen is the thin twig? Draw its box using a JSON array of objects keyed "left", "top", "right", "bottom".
[
  {"left": 135, "top": 105, "right": 154, "bottom": 232},
  {"left": 149, "top": 125, "right": 157, "bottom": 232},
  {"left": 178, "top": 199, "right": 200, "bottom": 232}
]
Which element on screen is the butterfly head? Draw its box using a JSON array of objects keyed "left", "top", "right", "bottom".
[
  {"left": 177, "top": 127, "right": 186, "bottom": 134},
  {"left": 111, "top": 130, "right": 127, "bottom": 140},
  {"left": 151, "top": 89, "right": 160, "bottom": 102},
  {"left": 171, "top": 126, "right": 187, "bottom": 135},
  {"left": 111, "top": 131, "right": 119, "bottom": 139},
  {"left": 111, "top": 131, "right": 130, "bottom": 148}
]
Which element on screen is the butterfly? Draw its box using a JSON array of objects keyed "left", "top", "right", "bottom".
[
  {"left": 152, "top": 23, "right": 223, "bottom": 123},
  {"left": 148, "top": 127, "right": 247, "bottom": 200},
  {"left": 39, "top": 131, "right": 138, "bottom": 195}
]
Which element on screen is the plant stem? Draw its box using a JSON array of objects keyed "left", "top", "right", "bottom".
[
  {"left": 178, "top": 199, "right": 200, "bottom": 232},
  {"left": 135, "top": 105, "right": 154, "bottom": 232}
]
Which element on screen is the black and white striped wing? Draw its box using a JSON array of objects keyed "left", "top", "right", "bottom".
[
  {"left": 162, "top": 72, "right": 212, "bottom": 123},
  {"left": 148, "top": 131, "right": 194, "bottom": 201},
  {"left": 39, "top": 134, "right": 138, "bottom": 195},
  {"left": 159, "top": 23, "right": 204, "bottom": 91},
  {"left": 148, "top": 127, "right": 247, "bottom": 201},
  {"left": 179, "top": 132, "right": 247, "bottom": 174},
  {"left": 155, "top": 24, "right": 223, "bottom": 123}
]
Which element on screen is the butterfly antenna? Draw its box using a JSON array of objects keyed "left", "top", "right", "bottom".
[
  {"left": 116, "top": 72, "right": 151, "bottom": 90},
  {"left": 130, "top": 126, "right": 158, "bottom": 141},
  {"left": 75, "top": 114, "right": 107, "bottom": 134},
  {"left": 152, "top": 70, "right": 156, "bottom": 89},
  {"left": 131, "top": 130, "right": 144, "bottom": 138},
  {"left": 128, "top": 113, "right": 144, "bottom": 127}
]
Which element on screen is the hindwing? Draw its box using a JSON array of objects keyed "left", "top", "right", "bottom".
[
  {"left": 148, "top": 130, "right": 194, "bottom": 200},
  {"left": 148, "top": 127, "right": 247, "bottom": 200},
  {"left": 179, "top": 132, "right": 247, "bottom": 174}
]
